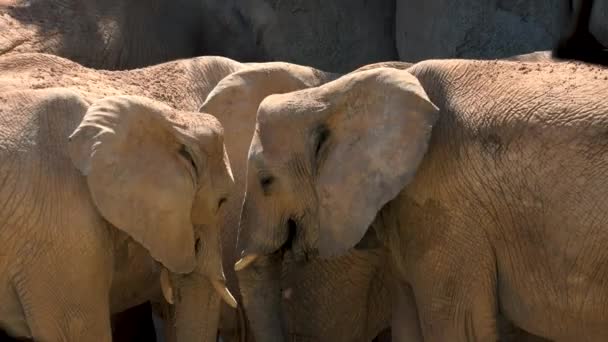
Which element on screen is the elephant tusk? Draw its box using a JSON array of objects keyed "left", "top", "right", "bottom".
[
  {"left": 211, "top": 279, "right": 238, "bottom": 309},
  {"left": 160, "top": 268, "right": 174, "bottom": 305},
  {"left": 234, "top": 254, "right": 259, "bottom": 271}
]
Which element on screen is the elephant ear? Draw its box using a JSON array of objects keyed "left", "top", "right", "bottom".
[
  {"left": 68, "top": 95, "right": 197, "bottom": 274},
  {"left": 314, "top": 68, "right": 439, "bottom": 257}
]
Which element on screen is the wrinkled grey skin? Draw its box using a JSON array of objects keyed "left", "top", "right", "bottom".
[
  {"left": 0, "top": 0, "right": 262, "bottom": 70},
  {"left": 236, "top": 60, "right": 608, "bottom": 341},
  {"left": 3, "top": 0, "right": 606, "bottom": 73},
  {"left": 0, "top": 0, "right": 396, "bottom": 72}
]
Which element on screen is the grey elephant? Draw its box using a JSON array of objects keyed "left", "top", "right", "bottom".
[
  {"left": 234, "top": 59, "right": 608, "bottom": 342},
  {"left": 0, "top": 53, "right": 398, "bottom": 341},
  {"left": 5, "top": 0, "right": 605, "bottom": 75},
  {"left": 0, "top": 0, "right": 262, "bottom": 70},
  {"left": 0, "top": 87, "right": 235, "bottom": 341},
  {"left": 0, "top": 0, "right": 397, "bottom": 73}
]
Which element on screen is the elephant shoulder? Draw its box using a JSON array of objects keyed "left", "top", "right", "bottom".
[
  {"left": 0, "top": 88, "right": 102, "bottom": 235},
  {"left": 0, "top": 87, "right": 89, "bottom": 157}
]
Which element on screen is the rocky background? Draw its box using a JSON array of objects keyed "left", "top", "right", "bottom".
[{"left": 216, "top": 0, "right": 608, "bottom": 72}]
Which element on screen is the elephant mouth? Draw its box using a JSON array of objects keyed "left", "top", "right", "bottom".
[{"left": 234, "top": 217, "right": 300, "bottom": 271}]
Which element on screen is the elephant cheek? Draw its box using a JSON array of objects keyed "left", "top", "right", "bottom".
[{"left": 237, "top": 199, "right": 285, "bottom": 257}]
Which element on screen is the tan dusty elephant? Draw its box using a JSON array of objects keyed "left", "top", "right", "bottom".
[
  {"left": 235, "top": 59, "right": 608, "bottom": 342},
  {"left": 205, "top": 57, "right": 547, "bottom": 342},
  {"left": 0, "top": 87, "right": 235, "bottom": 341},
  {"left": 209, "top": 56, "right": 552, "bottom": 342},
  {"left": 200, "top": 63, "right": 399, "bottom": 342},
  {"left": 0, "top": 53, "right": 397, "bottom": 342},
  {"left": 0, "top": 53, "right": 246, "bottom": 341}
]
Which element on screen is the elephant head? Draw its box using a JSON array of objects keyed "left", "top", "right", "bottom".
[
  {"left": 199, "top": 62, "right": 337, "bottom": 341},
  {"left": 68, "top": 95, "right": 236, "bottom": 341},
  {"left": 234, "top": 68, "right": 439, "bottom": 341}
]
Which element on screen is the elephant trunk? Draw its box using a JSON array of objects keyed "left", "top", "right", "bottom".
[
  {"left": 236, "top": 253, "right": 287, "bottom": 342},
  {"left": 173, "top": 276, "right": 221, "bottom": 342}
]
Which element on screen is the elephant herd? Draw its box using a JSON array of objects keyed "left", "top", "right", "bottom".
[{"left": 1, "top": 0, "right": 608, "bottom": 341}]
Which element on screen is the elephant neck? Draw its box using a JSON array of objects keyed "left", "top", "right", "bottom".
[
  {"left": 369, "top": 192, "right": 414, "bottom": 280},
  {"left": 109, "top": 227, "right": 161, "bottom": 313}
]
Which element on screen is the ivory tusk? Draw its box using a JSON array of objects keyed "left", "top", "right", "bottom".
[
  {"left": 211, "top": 279, "right": 238, "bottom": 308},
  {"left": 234, "top": 254, "right": 259, "bottom": 271},
  {"left": 160, "top": 268, "right": 174, "bottom": 305}
]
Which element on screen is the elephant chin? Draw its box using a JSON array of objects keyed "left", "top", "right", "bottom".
[
  {"left": 174, "top": 276, "right": 222, "bottom": 342},
  {"left": 236, "top": 253, "right": 288, "bottom": 342}
]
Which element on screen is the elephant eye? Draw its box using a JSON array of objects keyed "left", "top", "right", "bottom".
[
  {"left": 259, "top": 175, "right": 275, "bottom": 193},
  {"left": 312, "top": 124, "right": 330, "bottom": 170},
  {"left": 194, "top": 237, "right": 202, "bottom": 255},
  {"left": 218, "top": 197, "right": 227, "bottom": 210},
  {"left": 314, "top": 124, "right": 330, "bottom": 159},
  {"left": 178, "top": 144, "right": 199, "bottom": 178}
]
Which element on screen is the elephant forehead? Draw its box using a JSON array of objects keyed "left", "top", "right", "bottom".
[
  {"left": 173, "top": 113, "right": 224, "bottom": 143},
  {"left": 251, "top": 126, "right": 306, "bottom": 163},
  {"left": 258, "top": 89, "right": 327, "bottom": 123}
]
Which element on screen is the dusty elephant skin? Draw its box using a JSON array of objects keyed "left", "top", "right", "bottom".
[
  {"left": 0, "top": 53, "right": 399, "bottom": 342},
  {"left": 200, "top": 63, "right": 397, "bottom": 342},
  {"left": 221, "top": 58, "right": 546, "bottom": 342},
  {"left": 236, "top": 60, "right": 608, "bottom": 341},
  {"left": 0, "top": 87, "right": 235, "bottom": 341},
  {"left": 0, "top": 54, "right": 243, "bottom": 340}
]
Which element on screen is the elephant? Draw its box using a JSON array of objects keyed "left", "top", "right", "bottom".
[
  {"left": 0, "top": 0, "right": 263, "bottom": 70},
  {"left": 200, "top": 61, "right": 401, "bottom": 341},
  {"left": 0, "top": 0, "right": 397, "bottom": 73},
  {"left": 0, "top": 53, "right": 247, "bottom": 341},
  {"left": 206, "top": 57, "right": 555, "bottom": 342},
  {"left": 3, "top": 0, "right": 605, "bottom": 73},
  {"left": 0, "top": 53, "right": 399, "bottom": 342},
  {"left": 0, "top": 85, "right": 236, "bottom": 341},
  {"left": 234, "top": 59, "right": 608, "bottom": 341}
]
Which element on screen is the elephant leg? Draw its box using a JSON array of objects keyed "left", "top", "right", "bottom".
[
  {"left": 15, "top": 277, "right": 112, "bottom": 342},
  {"left": 13, "top": 252, "right": 113, "bottom": 341},
  {"left": 409, "top": 239, "right": 498, "bottom": 342},
  {"left": 391, "top": 281, "right": 423, "bottom": 342}
]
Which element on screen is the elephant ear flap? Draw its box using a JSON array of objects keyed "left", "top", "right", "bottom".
[
  {"left": 316, "top": 68, "right": 439, "bottom": 257},
  {"left": 68, "top": 95, "right": 197, "bottom": 274}
]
